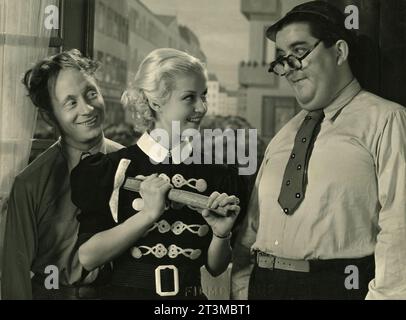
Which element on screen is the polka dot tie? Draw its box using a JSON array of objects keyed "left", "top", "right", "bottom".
[{"left": 278, "top": 109, "right": 325, "bottom": 215}]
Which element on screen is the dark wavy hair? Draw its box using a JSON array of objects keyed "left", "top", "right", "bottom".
[{"left": 22, "top": 49, "right": 100, "bottom": 116}]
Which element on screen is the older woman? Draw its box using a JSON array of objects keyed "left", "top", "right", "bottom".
[{"left": 70, "top": 48, "right": 244, "bottom": 299}]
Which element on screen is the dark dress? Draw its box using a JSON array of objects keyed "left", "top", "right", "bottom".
[{"left": 71, "top": 143, "right": 245, "bottom": 299}]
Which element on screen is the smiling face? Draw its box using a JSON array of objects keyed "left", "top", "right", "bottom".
[
  {"left": 155, "top": 71, "right": 208, "bottom": 136},
  {"left": 276, "top": 22, "right": 340, "bottom": 110},
  {"left": 50, "top": 68, "right": 105, "bottom": 149}
]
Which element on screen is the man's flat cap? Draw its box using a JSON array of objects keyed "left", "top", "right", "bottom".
[{"left": 266, "top": 1, "right": 348, "bottom": 41}]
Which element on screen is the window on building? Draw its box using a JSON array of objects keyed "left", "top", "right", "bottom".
[
  {"left": 96, "top": 2, "right": 105, "bottom": 32},
  {"left": 129, "top": 9, "right": 139, "bottom": 34}
]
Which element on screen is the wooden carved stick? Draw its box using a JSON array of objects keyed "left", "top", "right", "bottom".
[{"left": 123, "top": 177, "right": 236, "bottom": 217}]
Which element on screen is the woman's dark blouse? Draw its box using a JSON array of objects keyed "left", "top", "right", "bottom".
[{"left": 71, "top": 143, "right": 246, "bottom": 292}]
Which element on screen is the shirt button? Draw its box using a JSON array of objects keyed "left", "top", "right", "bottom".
[
  {"left": 297, "top": 164, "right": 302, "bottom": 170},
  {"left": 296, "top": 193, "right": 301, "bottom": 198},
  {"left": 291, "top": 153, "right": 296, "bottom": 159},
  {"left": 302, "top": 138, "right": 307, "bottom": 143},
  {"left": 286, "top": 180, "right": 291, "bottom": 186},
  {"left": 283, "top": 208, "right": 289, "bottom": 214},
  {"left": 274, "top": 240, "right": 279, "bottom": 246}
]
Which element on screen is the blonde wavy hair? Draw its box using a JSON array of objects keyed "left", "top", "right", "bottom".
[{"left": 122, "top": 48, "right": 207, "bottom": 133}]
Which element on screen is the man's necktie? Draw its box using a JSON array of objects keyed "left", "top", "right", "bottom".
[{"left": 278, "top": 109, "right": 325, "bottom": 215}]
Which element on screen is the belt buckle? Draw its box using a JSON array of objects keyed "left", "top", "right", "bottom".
[
  {"left": 155, "top": 265, "right": 179, "bottom": 297},
  {"left": 257, "top": 251, "right": 276, "bottom": 269}
]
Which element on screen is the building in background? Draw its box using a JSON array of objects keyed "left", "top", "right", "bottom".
[
  {"left": 218, "top": 86, "right": 228, "bottom": 116},
  {"left": 225, "top": 90, "right": 239, "bottom": 116},
  {"left": 93, "top": 0, "right": 207, "bottom": 134},
  {"left": 238, "top": 0, "right": 304, "bottom": 143},
  {"left": 237, "top": 89, "right": 248, "bottom": 118},
  {"left": 207, "top": 73, "right": 220, "bottom": 115},
  {"left": 207, "top": 73, "right": 239, "bottom": 116},
  {"left": 94, "top": 0, "right": 129, "bottom": 127}
]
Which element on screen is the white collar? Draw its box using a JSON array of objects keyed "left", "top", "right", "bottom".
[
  {"left": 137, "top": 132, "right": 193, "bottom": 164},
  {"left": 323, "top": 78, "right": 362, "bottom": 120}
]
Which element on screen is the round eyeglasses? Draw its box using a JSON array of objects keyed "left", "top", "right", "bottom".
[{"left": 268, "top": 40, "right": 321, "bottom": 76}]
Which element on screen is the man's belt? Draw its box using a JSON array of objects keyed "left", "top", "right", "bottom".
[
  {"left": 256, "top": 251, "right": 310, "bottom": 272},
  {"left": 255, "top": 251, "right": 375, "bottom": 274}
]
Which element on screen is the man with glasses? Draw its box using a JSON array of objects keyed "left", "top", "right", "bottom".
[
  {"left": 269, "top": 40, "right": 321, "bottom": 76},
  {"left": 232, "top": 1, "right": 406, "bottom": 299}
]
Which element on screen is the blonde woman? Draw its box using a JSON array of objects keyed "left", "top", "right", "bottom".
[{"left": 71, "top": 48, "right": 244, "bottom": 299}]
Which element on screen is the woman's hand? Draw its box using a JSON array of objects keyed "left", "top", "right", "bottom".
[
  {"left": 136, "top": 174, "right": 172, "bottom": 223},
  {"left": 201, "top": 192, "right": 240, "bottom": 238}
]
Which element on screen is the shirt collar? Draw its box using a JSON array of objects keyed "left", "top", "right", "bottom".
[
  {"left": 323, "top": 78, "right": 362, "bottom": 120},
  {"left": 137, "top": 131, "right": 193, "bottom": 164},
  {"left": 59, "top": 135, "right": 107, "bottom": 171}
]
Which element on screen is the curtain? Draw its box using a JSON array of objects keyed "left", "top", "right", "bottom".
[{"left": 0, "top": 0, "right": 57, "bottom": 290}]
